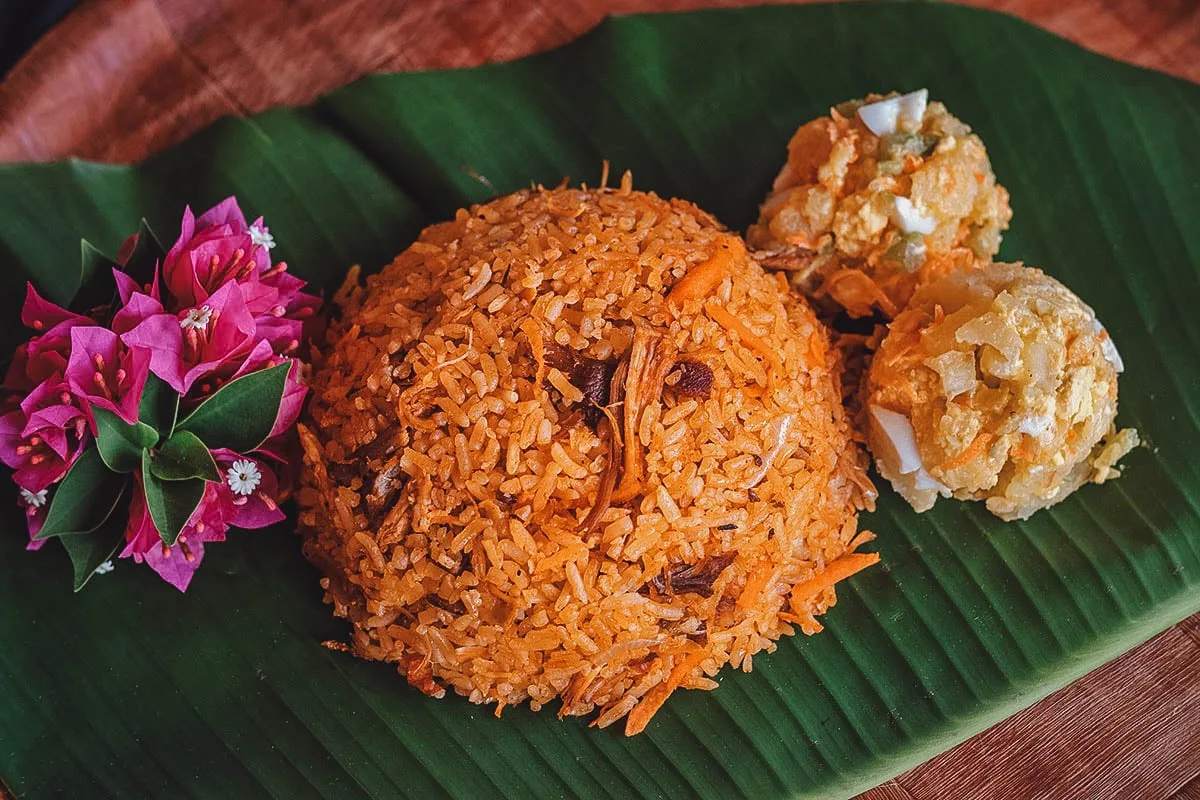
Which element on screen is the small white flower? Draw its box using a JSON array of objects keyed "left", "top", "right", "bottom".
[
  {"left": 19, "top": 487, "right": 47, "bottom": 508},
  {"left": 95, "top": 560, "right": 115, "bottom": 575},
  {"left": 249, "top": 223, "right": 276, "bottom": 250},
  {"left": 180, "top": 305, "right": 213, "bottom": 331},
  {"left": 226, "top": 459, "right": 262, "bottom": 496}
]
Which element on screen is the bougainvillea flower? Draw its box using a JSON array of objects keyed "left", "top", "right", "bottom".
[
  {"left": 271, "top": 360, "right": 307, "bottom": 439},
  {"left": 121, "top": 477, "right": 226, "bottom": 592},
  {"left": 3, "top": 284, "right": 94, "bottom": 392},
  {"left": 17, "top": 483, "right": 48, "bottom": 549},
  {"left": 112, "top": 264, "right": 160, "bottom": 307},
  {"left": 65, "top": 326, "right": 151, "bottom": 427},
  {"left": 20, "top": 282, "right": 89, "bottom": 333},
  {"left": 157, "top": 199, "right": 320, "bottom": 351},
  {"left": 212, "top": 448, "right": 286, "bottom": 530},
  {"left": 5, "top": 198, "right": 318, "bottom": 594},
  {"left": 110, "top": 288, "right": 165, "bottom": 336},
  {"left": 162, "top": 199, "right": 270, "bottom": 310},
  {"left": 0, "top": 379, "right": 88, "bottom": 491},
  {"left": 121, "top": 280, "right": 256, "bottom": 395}
]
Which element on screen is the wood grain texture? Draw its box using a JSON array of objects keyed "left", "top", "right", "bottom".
[
  {"left": 0, "top": 0, "right": 1198, "bottom": 163},
  {"left": 1176, "top": 776, "right": 1200, "bottom": 800},
  {"left": 855, "top": 625, "right": 1200, "bottom": 800},
  {"left": 860, "top": 780, "right": 921, "bottom": 800},
  {"left": 1180, "top": 613, "right": 1200, "bottom": 649},
  {"left": 1, "top": 2, "right": 1199, "bottom": 798}
]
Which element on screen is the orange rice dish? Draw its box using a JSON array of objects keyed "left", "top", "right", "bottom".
[{"left": 297, "top": 178, "right": 877, "bottom": 735}]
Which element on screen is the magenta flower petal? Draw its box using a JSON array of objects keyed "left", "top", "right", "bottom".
[
  {"left": 236, "top": 274, "right": 285, "bottom": 317},
  {"left": 0, "top": 410, "right": 28, "bottom": 470},
  {"left": 112, "top": 264, "right": 161, "bottom": 308},
  {"left": 112, "top": 290, "right": 165, "bottom": 336},
  {"left": 121, "top": 313, "right": 186, "bottom": 393},
  {"left": 19, "top": 484, "right": 48, "bottom": 550},
  {"left": 2, "top": 346, "right": 33, "bottom": 393},
  {"left": 10, "top": 313, "right": 92, "bottom": 390},
  {"left": 162, "top": 206, "right": 205, "bottom": 306},
  {"left": 254, "top": 316, "right": 303, "bottom": 356},
  {"left": 116, "top": 233, "right": 139, "bottom": 266},
  {"left": 21, "top": 283, "right": 88, "bottom": 332},
  {"left": 195, "top": 196, "right": 248, "bottom": 233},
  {"left": 0, "top": 381, "right": 88, "bottom": 492},
  {"left": 230, "top": 339, "right": 276, "bottom": 379},
  {"left": 211, "top": 449, "right": 285, "bottom": 529},
  {"left": 66, "top": 326, "right": 150, "bottom": 426},
  {"left": 113, "top": 269, "right": 141, "bottom": 306},
  {"left": 141, "top": 538, "right": 203, "bottom": 592},
  {"left": 176, "top": 281, "right": 256, "bottom": 395},
  {"left": 120, "top": 477, "right": 159, "bottom": 558},
  {"left": 270, "top": 360, "right": 307, "bottom": 439},
  {"left": 123, "top": 478, "right": 228, "bottom": 592}
]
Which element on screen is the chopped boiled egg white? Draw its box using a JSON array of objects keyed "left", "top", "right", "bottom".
[
  {"left": 857, "top": 89, "right": 929, "bottom": 136},
  {"left": 1091, "top": 319, "right": 1125, "bottom": 373},
  {"left": 870, "top": 405, "right": 950, "bottom": 494},
  {"left": 891, "top": 196, "right": 937, "bottom": 235},
  {"left": 870, "top": 405, "right": 922, "bottom": 474}
]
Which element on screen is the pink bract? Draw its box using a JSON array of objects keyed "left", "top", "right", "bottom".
[
  {"left": 212, "top": 449, "right": 286, "bottom": 530},
  {"left": 120, "top": 280, "right": 257, "bottom": 396},
  {"left": 122, "top": 477, "right": 227, "bottom": 592},
  {"left": 5, "top": 284, "right": 93, "bottom": 392},
  {"left": 0, "top": 379, "right": 89, "bottom": 492},
  {"left": 65, "top": 326, "right": 151, "bottom": 428},
  {"left": 157, "top": 198, "right": 320, "bottom": 357}
]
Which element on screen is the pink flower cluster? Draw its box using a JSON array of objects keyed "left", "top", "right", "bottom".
[{"left": 0, "top": 198, "right": 319, "bottom": 591}]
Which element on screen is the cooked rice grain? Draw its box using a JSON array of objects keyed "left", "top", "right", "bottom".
[{"left": 298, "top": 181, "right": 875, "bottom": 734}]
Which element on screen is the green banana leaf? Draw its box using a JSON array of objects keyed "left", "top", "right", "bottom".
[{"left": 2, "top": 3, "right": 1198, "bottom": 798}]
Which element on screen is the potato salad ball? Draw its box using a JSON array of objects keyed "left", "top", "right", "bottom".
[
  {"left": 864, "top": 261, "right": 1137, "bottom": 521},
  {"left": 749, "top": 90, "right": 1012, "bottom": 318}
]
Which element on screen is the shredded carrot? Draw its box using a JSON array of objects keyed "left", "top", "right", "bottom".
[
  {"left": 704, "top": 300, "right": 784, "bottom": 378},
  {"left": 624, "top": 650, "right": 706, "bottom": 736},
  {"left": 736, "top": 562, "right": 775, "bottom": 611},
  {"left": 820, "top": 268, "right": 898, "bottom": 319},
  {"left": 919, "top": 247, "right": 974, "bottom": 284},
  {"left": 943, "top": 431, "right": 993, "bottom": 471},
  {"left": 789, "top": 551, "right": 881, "bottom": 608},
  {"left": 807, "top": 332, "right": 827, "bottom": 370},
  {"left": 666, "top": 237, "right": 745, "bottom": 306},
  {"left": 520, "top": 318, "right": 546, "bottom": 390}
]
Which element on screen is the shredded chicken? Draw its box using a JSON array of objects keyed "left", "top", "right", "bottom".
[{"left": 612, "top": 325, "right": 678, "bottom": 503}]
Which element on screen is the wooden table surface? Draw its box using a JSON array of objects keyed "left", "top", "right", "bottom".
[{"left": 1, "top": 1, "right": 1198, "bottom": 798}]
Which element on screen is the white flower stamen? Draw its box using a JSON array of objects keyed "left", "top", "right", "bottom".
[
  {"left": 180, "top": 305, "right": 213, "bottom": 331},
  {"left": 95, "top": 560, "right": 115, "bottom": 575},
  {"left": 249, "top": 224, "right": 276, "bottom": 250},
  {"left": 226, "top": 459, "right": 262, "bottom": 496},
  {"left": 19, "top": 487, "right": 47, "bottom": 508}
]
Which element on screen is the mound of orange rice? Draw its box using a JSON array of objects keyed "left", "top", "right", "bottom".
[{"left": 297, "top": 177, "right": 876, "bottom": 734}]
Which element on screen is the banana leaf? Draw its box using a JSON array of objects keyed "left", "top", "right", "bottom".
[{"left": 1, "top": 4, "right": 1198, "bottom": 798}]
